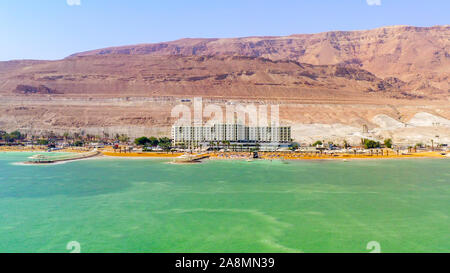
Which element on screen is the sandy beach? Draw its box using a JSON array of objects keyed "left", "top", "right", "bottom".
[
  {"left": 100, "top": 150, "right": 447, "bottom": 161},
  {"left": 0, "top": 146, "right": 90, "bottom": 153},
  {"left": 1, "top": 146, "right": 447, "bottom": 161}
]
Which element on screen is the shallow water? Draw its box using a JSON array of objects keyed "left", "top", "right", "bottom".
[{"left": 0, "top": 152, "right": 448, "bottom": 252}]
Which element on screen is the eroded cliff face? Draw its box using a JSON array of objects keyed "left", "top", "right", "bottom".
[
  {"left": 0, "top": 55, "right": 417, "bottom": 99},
  {"left": 70, "top": 25, "right": 450, "bottom": 94},
  {"left": 0, "top": 26, "right": 448, "bottom": 144}
]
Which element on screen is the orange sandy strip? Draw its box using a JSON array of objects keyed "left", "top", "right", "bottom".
[
  {"left": 261, "top": 151, "right": 446, "bottom": 160},
  {"left": 0, "top": 146, "right": 47, "bottom": 152},
  {"left": 1, "top": 147, "right": 446, "bottom": 160},
  {"left": 209, "top": 151, "right": 447, "bottom": 160},
  {"left": 0, "top": 146, "right": 89, "bottom": 153},
  {"left": 101, "top": 151, "right": 183, "bottom": 158}
]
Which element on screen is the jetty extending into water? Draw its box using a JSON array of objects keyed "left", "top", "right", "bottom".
[
  {"left": 24, "top": 150, "right": 101, "bottom": 164},
  {"left": 173, "top": 153, "right": 210, "bottom": 163}
]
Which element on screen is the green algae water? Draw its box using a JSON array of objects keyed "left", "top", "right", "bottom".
[{"left": 0, "top": 152, "right": 448, "bottom": 253}]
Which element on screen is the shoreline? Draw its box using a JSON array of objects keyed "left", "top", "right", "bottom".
[
  {"left": 98, "top": 151, "right": 449, "bottom": 161},
  {"left": 1, "top": 148, "right": 447, "bottom": 161}
]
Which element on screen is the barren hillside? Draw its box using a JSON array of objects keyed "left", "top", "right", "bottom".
[
  {"left": 0, "top": 54, "right": 433, "bottom": 100},
  {"left": 71, "top": 25, "right": 450, "bottom": 94}
]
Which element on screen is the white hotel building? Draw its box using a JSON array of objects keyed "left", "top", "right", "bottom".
[{"left": 171, "top": 124, "right": 291, "bottom": 145}]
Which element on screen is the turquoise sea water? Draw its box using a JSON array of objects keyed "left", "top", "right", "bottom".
[{"left": 0, "top": 152, "right": 448, "bottom": 253}]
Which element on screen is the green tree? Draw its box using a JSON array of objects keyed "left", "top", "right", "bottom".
[
  {"left": 149, "top": 137, "right": 159, "bottom": 147},
  {"left": 159, "top": 141, "right": 172, "bottom": 152},
  {"left": 118, "top": 134, "right": 130, "bottom": 143},
  {"left": 134, "top": 136, "right": 150, "bottom": 146},
  {"left": 312, "top": 140, "right": 323, "bottom": 147},
  {"left": 158, "top": 137, "right": 171, "bottom": 146},
  {"left": 9, "top": 131, "right": 23, "bottom": 141},
  {"left": 73, "top": 140, "right": 84, "bottom": 147},
  {"left": 3, "top": 134, "right": 11, "bottom": 143},
  {"left": 384, "top": 138, "right": 393, "bottom": 148},
  {"left": 37, "top": 139, "right": 49, "bottom": 145},
  {"left": 364, "top": 139, "right": 381, "bottom": 149}
]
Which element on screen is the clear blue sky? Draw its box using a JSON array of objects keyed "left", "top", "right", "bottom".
[{"left": 1, "top": 0, "right": 448, "bottom": 61}]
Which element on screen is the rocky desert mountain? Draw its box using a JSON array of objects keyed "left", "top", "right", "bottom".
[
  {"left": 70, "top": 25, "right": 450, "bottom": 95},
  {"left": 0, "top": 25, "right": 449, "bottom": 144}
]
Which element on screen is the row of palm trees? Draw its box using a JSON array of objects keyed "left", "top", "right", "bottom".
[{"left": 0, "top": 130, "right": 132, "bottom": 146}]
